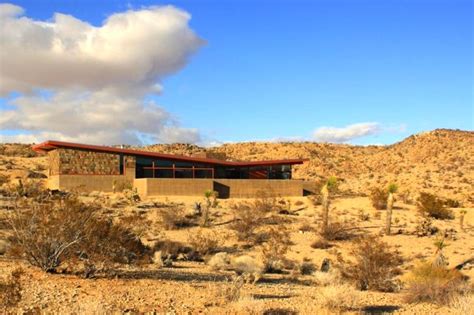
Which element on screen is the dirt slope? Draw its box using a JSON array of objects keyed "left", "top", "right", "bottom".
[{"left": 143, "top": 129, "right": 473, "bottom": 205}]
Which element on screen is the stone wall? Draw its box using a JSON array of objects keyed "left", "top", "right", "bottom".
[
  {"left": 55, "top": 148, "right": 121, "bottom": 175},
  {"left": 48, "top": 150, "right": 61, "bottom": 176}
]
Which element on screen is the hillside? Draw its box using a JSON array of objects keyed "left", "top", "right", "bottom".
[{"left": 143, "top": 129, "right": 473, "bottom": 205}]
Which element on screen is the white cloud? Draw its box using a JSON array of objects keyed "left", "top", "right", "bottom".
[
  {"left": 0, "top": 4, "right": 204, "bottom": 144},
  {"left": 312, "top": 122, "right": 381, "bottom": 143}
]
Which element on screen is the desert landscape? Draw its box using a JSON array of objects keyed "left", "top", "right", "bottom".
[{"left": 0, "top": 128, "right": 473, "bottom": 314}]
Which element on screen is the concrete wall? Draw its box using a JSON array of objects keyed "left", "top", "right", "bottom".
[
  {"left": 134, "top": 178, "right": 214, "bottom": 197},
  {"left": 48, "top": 175, "right": 132, "bottom": 193},
  {"left": 214, "top": 179, "right": 303, "bottom": 198},
  {"left": 134, "top": 178, "right": 303, "bottom": 198}
]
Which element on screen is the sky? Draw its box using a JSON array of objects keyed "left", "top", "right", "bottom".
[{"left": 0, "top": 0, "right": 472, "bottom": 146}]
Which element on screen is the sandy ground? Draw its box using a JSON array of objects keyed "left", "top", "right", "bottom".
[{"left": 1, "top": 193, "right": 473, "bottom": 314}]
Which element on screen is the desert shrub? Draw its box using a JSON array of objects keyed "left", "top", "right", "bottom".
[
  {"left": 0, "top": 144, "right": 37, "bottom": 157},
  {"left": 318, "top": 284, "right": 361, "bottom": 312},
  {"left": 219, "top": 276, "right": 244, "bottom": 302},
  {"left": 414, "top": 216, "right": 438, "bottom": 237},
  {"left": 298, "top": 223, "right": 314, "bottom": 233},
  {"left": 311, "top": 237, "right": 333, "bottom": 249},
  {"left": 7, "top": 195, "right": 148, "bottom": 275},
  {"left": 0, "top": 174, "right": 8, "bottom": 186},
  {"left": 358, "top": 209, "right": 370, "bottom": 221},
  {"left": 230, "top": 203, "right": 265, "bottom": 241},
  {"left": 187, "top": 228, "right": 222, "bottom": 258},
  {"left": 254, "top": 190, "right": 280, "bottom": 213},
  {"left": 119, "top": 212, "right": 151, "bottom": 238},
  {"left": 153, "top": 240, "right": 191, "bottom": 260},
  {"left": 261, "top": 227, "right": 291, "bottom": 273},
  {"left": 370, "top": 187, "right": 388, "bottom": 210},
  {"left": 6, "top": 179, "right": 45, "bottom": 199},
  {"left": 405, "top": 262, "right": 468, "bottom": 304},
  {"left": 123, "top": 188, "right": 140, "bottom": 204},
  {"left": 230, "top": 255, "right": 264, "bottom": 283},
  {"left": 418, "top": 192, "right": 454, "bottom": 220},
  {"left": 319, "top": 221, "right": 353, "bottom": 241},
  {"left": 341, "top": 235, "right": 403, "bottom": 291},
  {"left": 159, "top": 205, "right": 194, "bottom": 229},
  {"left": 444, "top": 198, "right": 462, "bottom": 208},
  {"left": 299, "top": 258, "right": 316, "bottom": 275},
  {"left": 263, "top": 308, "right": 298, "bottom": 315},
  {"left": 0, "top": 268, "right": 22, "bottom": 309}
]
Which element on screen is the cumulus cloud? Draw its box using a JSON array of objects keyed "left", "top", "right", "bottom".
[
  {"left": 312, "top": 122, "right": 381, "bottom": 143},
  {"left": 0, "top": 3, "right": 204, "bottom": 144}
]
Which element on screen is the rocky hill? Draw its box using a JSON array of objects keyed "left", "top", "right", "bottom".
[{"left": 143, "top": 129, "right": 473, "bottom": 204}]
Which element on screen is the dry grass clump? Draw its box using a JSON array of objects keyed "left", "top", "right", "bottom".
[
  {"left": 0, "top": 268, "right": 23, "bottom": 310},
  {"left": 318, "top": 283, "right": 361, "bottom": 312},
  {"left": 405, "top": 262, "right": 469, "bottom": 305},
  {"left": 7, "top": 195, "right": 148, "bottom": 276},
  {"left": 341, "top": 235, "right": 403, "bottom": 291},
  {"left": 219, "top": 276, "right": 245, "bottom": 303},
  {"left": 159, "top": 204, "right": 194, "bottom": 230},
  {"left": 450, "top": 292, "right": 474, "bottom": 315},
  {"left": 313, "top": 269, "right": 342, "bottom": 286},
  {"left": 187, "top": 228, "right": 222, "bottom": 258},
  {"left": 417, "top": 192, "right": 454, "bottom": 220}
]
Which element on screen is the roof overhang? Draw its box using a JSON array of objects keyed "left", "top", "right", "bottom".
[{"left": 32, "top": 140, "right": 308, "bottom": 167}]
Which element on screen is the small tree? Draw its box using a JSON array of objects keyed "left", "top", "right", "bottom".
[
  {"left": 385, "top": 183, "right": 398, "bottom": 235},
  {"left": 320, "top": 176, "right": 337, "bottom": 234}
]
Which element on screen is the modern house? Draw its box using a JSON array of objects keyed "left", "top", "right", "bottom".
[{"left": 32, "top": 140, "right": 307, "bottom": 198}]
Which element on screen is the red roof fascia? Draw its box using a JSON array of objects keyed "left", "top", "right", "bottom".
[{"left": 32, "top": 140, "right": 308, "bottom": 167}]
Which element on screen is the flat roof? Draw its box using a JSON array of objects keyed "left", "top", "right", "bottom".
[{"left": 32, "top": 140, "right": 307, "bottom": 167}]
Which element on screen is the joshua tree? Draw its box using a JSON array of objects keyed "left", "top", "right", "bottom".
[
  {"left": 459, "top": 209, "right": 467, "bottom": 231},
  {"left": 385, "top": 183, "right": 398, "bottom": 235},
  {"left": 202, "top": 190, "right": 218, "bottom": 227},
  {"left": 320, "top": 176, "right": 337, "bottom": 234}
]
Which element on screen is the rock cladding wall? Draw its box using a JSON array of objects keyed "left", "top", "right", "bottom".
[{"left": 51, "top": 148, "right": 120, "bottom": 175}]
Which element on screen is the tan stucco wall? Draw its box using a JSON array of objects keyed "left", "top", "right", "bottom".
[
  {"left": 134, "top": 178, "right": 214, "bottom": 197},
  {"left": 49, "top": 175, "right": 132, "bottom": 193},
  {"left": 215, "top": 179, "right": 303, "bottom": 198},
  {"left": 134, "top": 178, "right": 303, "bottom": 198}
]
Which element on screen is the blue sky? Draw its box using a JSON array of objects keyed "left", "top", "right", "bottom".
[{"left": 0, "top": 0, "right": 472, "bottom": 145}]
